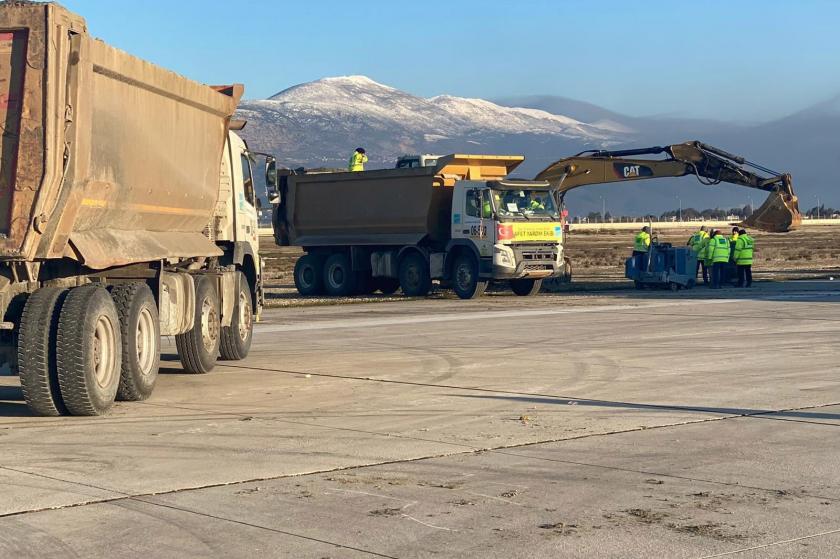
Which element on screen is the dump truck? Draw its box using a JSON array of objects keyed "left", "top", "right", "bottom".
[
  {"left": 269, "top": 155, "right": 567, "bottom": 299},
  {"left": 0, "top": 3, "right": 264, "bottom": 416}
]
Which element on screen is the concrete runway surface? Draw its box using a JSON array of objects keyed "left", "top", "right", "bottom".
[{"left": 1, "top": 281, "right": 838, "bottom": 558}]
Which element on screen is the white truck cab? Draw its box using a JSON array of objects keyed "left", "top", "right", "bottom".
[
  {"left": 395, "top": 154, "right": 442, "bottom": 168},
  {"left": 449, "top": 179, "right": 565, "bottom": 288}
]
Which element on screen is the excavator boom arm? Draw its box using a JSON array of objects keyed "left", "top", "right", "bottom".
[{"left": 535, "top": 141, "right": 801, "bottom": 232}]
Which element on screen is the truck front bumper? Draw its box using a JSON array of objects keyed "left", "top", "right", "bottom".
[{"left": 492, "top": 244, "right": 562, "bottom": 280}]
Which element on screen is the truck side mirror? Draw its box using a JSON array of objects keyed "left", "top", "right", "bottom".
[{"left": 265, "top": 157, "right": 279, "bottom": 203}]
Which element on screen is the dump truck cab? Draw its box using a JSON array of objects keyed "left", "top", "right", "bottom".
[
  {"left": 450, "top": 179, "right": 564, "bottom": 282},
  {"left": 395, "top": 154, "right": 442, "bottom": 168},
  {"left": 218, "top": 131, "right": 262, "bottom": 299}
]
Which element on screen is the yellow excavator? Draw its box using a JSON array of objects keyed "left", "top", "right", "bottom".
[{"left": 535, "top": 141, "right": 801, "bottom": 232}]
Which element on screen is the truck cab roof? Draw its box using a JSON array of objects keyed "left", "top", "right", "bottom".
[{"left": 488, "top": 179, "right": 552, "bottom": 190}]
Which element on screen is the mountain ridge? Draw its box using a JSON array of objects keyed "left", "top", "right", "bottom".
[{"left": 237, "top": 76, "right": 837, "bottom": 214}]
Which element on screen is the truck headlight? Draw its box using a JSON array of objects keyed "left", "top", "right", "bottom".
[{"left": 493, "top": 245, "right": 515, "bottom": 267}]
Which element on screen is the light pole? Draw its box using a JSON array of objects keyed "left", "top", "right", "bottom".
[
  {"left": 816, "top": 196, "right": 821, "bottom": 219},
  {"left": 676, "top": 196, "right": 682, "bottom": 222},
  {"left": 599, "top": 195, "right": 606, "bottom": 222}
]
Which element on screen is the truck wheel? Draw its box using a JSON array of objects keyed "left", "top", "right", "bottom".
[
  {"left": 220, "top": 272, "right": 253, "bottom": 361},
  {"left": 176, "top": 275, "right": 220, "bottom": 374},
  {"left": 510, "top": 278, "right": 542, "bottom": 296},
  {"left": 294, "top": 254, "right": 323, "bottom": 296},
  {"left": 111, "top": 283, "right": 160, "bottom": 401},
  {"left": 56, "top": 286, "right": 122, "bottom": 416},
  {"left": 17, "top": 288, "right": 68, "bottom": 416},
  {"left": 452, "top": 254, "right": 487, "bottom": 299},
  {"left": 323, "top": 253, "right": 356, "bottom": 296},
  {"left": 399, "top": 252, "right": 431, "bottom": 296},
  {"left": 375, "top": 277, "right": 401, "bottom": 295}
]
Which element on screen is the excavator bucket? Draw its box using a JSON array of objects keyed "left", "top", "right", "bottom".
[{"left": 741, "top": 174, "right": 802, "bottom": 232}]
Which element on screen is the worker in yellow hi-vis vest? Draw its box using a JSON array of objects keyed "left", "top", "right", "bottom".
[
  {"left": 687, "top": 225, "right": 709, "bottom": 283},
  {"left": 348, "top": 147, "right": 368, "bottom": 172},
  {"left": 633, "top": 226, "right": 651, "bottom": 271}
]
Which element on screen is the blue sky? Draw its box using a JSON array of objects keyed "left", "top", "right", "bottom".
[{"left": 62, "top": 0, "right": 839, "bottom": 121}]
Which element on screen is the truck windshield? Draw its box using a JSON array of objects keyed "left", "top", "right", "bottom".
[{"left": 492, "top": 189, "right": 558, "bottom": 219}]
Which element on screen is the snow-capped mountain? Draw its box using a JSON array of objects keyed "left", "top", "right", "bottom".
[
  {"left": 237, "top": 75, "right": 837, "bottom": 214},
  {"left": 236, "top": 76, "right": 629, "bottom": 174}
]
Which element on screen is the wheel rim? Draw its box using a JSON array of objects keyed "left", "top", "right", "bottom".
[
  {"left": 200, "top": 296, "right": 220, "bottom": 352},
  {"left": 136, "top": 307, "right": 156, "bottom": 376},
  {"left": 405, "top": 264, "right": 420, "bottom": 289},
  {"left": 301, "top": 266, "right": 314, "bottom": 286},
  {"left": 237, "top": 290, "right": 252, "bottom": 342},
  {"left": 329, "top": 265, "right": 344, "bottom": 288},
  {"left": 456, "top": 262, "right": 473, "bottom": 291},
  {"left": 93, "top": 315, "right": 117, "bottom": 389}
]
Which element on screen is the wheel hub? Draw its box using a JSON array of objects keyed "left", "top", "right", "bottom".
[
  {"left": 200, "top": 297, "right": 219, "bottom": 352},
  {"left": 93, "top": 315, "right": 117, "bottom": 389},
  {"left": 136, "top": 307, "right": 156, "bottom": 376},
  {"left": 456, "top": 263, "right": 472, "bottom": 289},
  {"left": 237, "top": 291, "right": 252, "bottom": 342}
]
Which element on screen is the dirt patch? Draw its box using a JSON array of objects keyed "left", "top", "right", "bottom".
[
  {"left": 667, "top": 522, "right": 746, "bottom": 542},
  {"left": 538, "top": 521, "right": 579, "bottom": 535},
  {"left": 623, "top": 508, "right": 669, "bottom": 524},
  {"left": 368, "top": 507, "right": 403, "bottom": 517}
]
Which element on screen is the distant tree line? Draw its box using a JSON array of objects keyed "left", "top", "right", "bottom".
[
  {"left": 574, "top": 203, "right": 838, "bottom": 223},
  {"left": 805, "top": 205, "right": 838, "bottom": 218}
]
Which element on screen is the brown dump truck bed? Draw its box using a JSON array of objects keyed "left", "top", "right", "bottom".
[
  {"left": 280, "top": 155, "right": 524, "bottom": 247},
  {"left": 0, "top": 3, "right": 240, "bottom": 268}
]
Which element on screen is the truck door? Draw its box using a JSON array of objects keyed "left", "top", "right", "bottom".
[
  {"left": 460, "top": 188, "right": 493, "bottom": 258},
  {"left": 232, "top": 149, "right": 260, "bottom": 270}
]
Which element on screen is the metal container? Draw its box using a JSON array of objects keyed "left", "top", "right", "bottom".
[
  {"left": 625, "top": 243, "right": 698, "bottom": 289},
  {"left": 0, "top": 3, "right": 240, "bottom": 268},
  {"left": 278, "top": 155, "right": 523, "bottom": 247}
]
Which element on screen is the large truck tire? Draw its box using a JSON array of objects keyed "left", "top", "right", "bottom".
[
  {"left": 220, "top": 272, "right": 253, "bottom": 361},
  {"left": 17, "top": 287, "right": 68, "bottom": 416},
  {"left": 294, "top": 254, "right": 323, "bottom": 296},
  {"left": 375, "top": 277, "right": 401, "bottom": 295},
  {"left": 111, "top": 283, "right": 160, "bottom": 401},
  {"left": 511, "top": 278, "right": 542, "bottom": 296},
  {"left": 56, "top": 286, "right": 122, "bottom": 416},
  {"left": 452, "top": 254, "right": 488, "bottom": 300},
  {"left": 323, "top": 253, "right": 356, "bottom": 296},
  {"left": 399, "top": 252, "right": 432, "bottom": 296},
  {"left": 176, "top": 275, "right": 221, "bottom": 374}
]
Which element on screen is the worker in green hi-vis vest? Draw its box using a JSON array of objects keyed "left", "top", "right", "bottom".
[{"left": 734, "top": 228, "right": 755, "bottom": 288}]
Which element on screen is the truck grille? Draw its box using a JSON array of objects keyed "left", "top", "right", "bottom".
[{"left": 518, "top": 247, "right": 557, "bottom": 262}]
